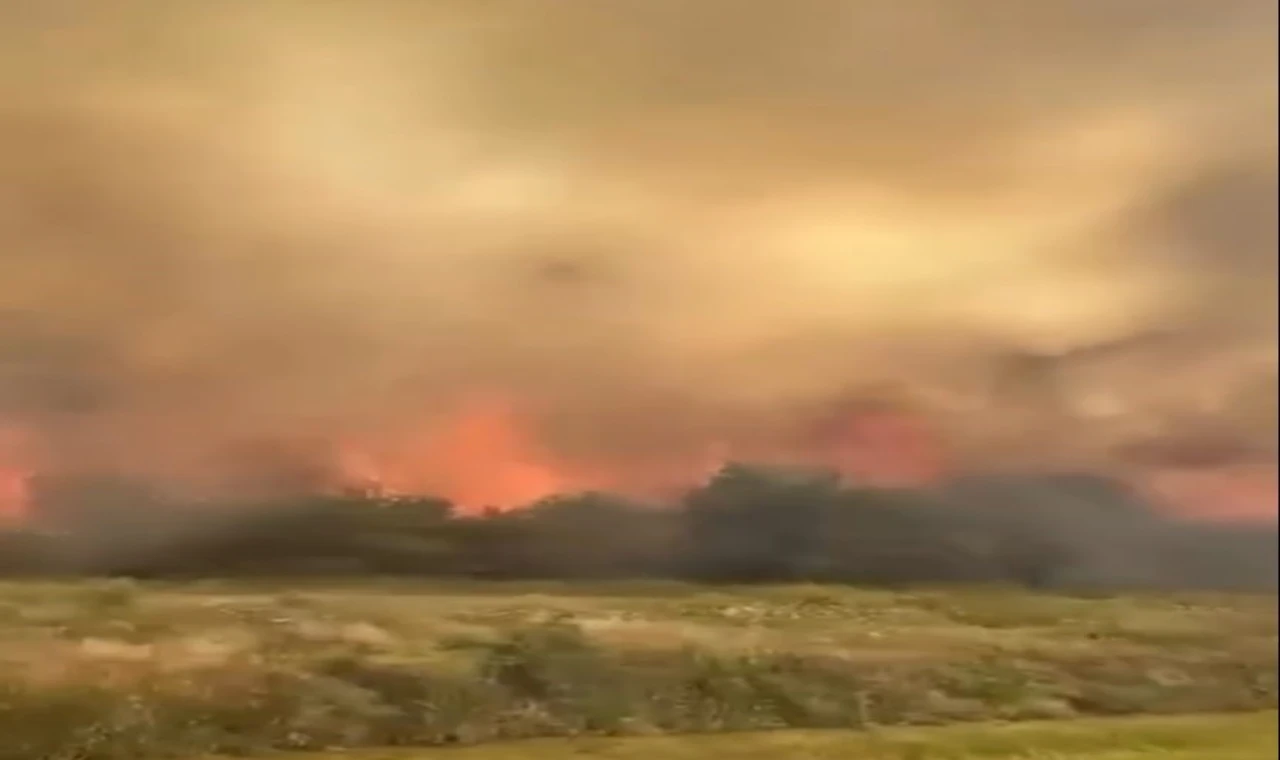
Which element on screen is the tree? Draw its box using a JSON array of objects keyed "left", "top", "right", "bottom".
[
  {"left": 682, "top": 463, "right": 839, "bottom": 582},
  {"left": 820, "top": 487, "right": 995, "bottom": 584},
  {"left": 27, "top": 474, "right": 174, "bottom": 573},
  {"left": 507, "top": 492, "right": 679, "bottom": 578}
]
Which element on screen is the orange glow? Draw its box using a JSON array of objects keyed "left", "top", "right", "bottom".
[
  {"left": 337, "top": 396, "right": 603, "bottom": 512},
  {"left": 1142, "top": 465, "right": 1279, "bottom": 523},
  {"left": 335, "top": 396, "right": 1279, "bottom": 525},
  {"left": 334, "top": 395, "right": 959, "bottom": 510},
  {"left": 806, "top": 402, "right": 951, "bottom": 487},
  {"left": 2, "top": 399, "right": 1273, "bottom": 526},
  {"left": 0, "top": 427, "right": 33, "bottom": 521}
]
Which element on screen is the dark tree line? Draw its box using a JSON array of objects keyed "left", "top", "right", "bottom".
[{"left": 0, "top": 464, "right": 1275, "bottom": 590}]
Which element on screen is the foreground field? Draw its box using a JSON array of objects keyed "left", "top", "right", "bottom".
[
  {"left": 0, "top": 580, "right": 1274, "bottom": 759},
  {"left": 319, "top": 712, "right": 1280, "bottom": 759}
]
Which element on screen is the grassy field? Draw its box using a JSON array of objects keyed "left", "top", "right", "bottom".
[
  {"left": 0, "top": 579, "right": 1274, "bottom": 759},
  {"left": 316, "top": 712, "right": 1280, "bottom": 759}
]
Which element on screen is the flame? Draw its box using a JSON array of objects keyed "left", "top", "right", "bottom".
[
  {"left": 337, "top": 396, "right": 601, "bottom": 512},
  {"left": 2, "top": 395, "right": 1272, "bottom": 525},
  {"left": 335, "top": 395, "right": 959, "bottom": 510}
]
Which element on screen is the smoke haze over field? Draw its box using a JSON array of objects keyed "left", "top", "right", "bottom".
[{"left": 0, "top": 1, "right": 1276, "bottom": 515}]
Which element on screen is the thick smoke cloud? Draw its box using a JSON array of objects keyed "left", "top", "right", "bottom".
[{"left": 0, "top": 1, "right": 1275, "bottom": 509}]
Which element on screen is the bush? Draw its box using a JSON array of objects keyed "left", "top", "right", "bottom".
[{"left": 2, "top": 465, "right": 1274, "bottom": 591}]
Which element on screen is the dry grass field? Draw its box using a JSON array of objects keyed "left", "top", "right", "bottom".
[
  {"left": 311, "top": 712, "right": 1279, "bottom": 759},
  {"left": 0, "top": 580, "right": 1274, "bottom": 759}
]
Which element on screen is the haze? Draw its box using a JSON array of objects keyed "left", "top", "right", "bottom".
[{"left": 0, "top": 1, "right": 1275, "bottom": 516}]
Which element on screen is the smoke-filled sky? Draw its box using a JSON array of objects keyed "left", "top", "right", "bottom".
[{"left": 0, "top": 1, "right": 1276, "bottom": 514}]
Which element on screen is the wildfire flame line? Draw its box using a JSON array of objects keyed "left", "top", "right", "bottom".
[{"left": 0, "top": 397, "right": 1274, "bottom": 520}]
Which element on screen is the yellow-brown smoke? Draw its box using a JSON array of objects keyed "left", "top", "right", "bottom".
[{"left": 0, "top": 1, "right": 1275, "bottom": 516}]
